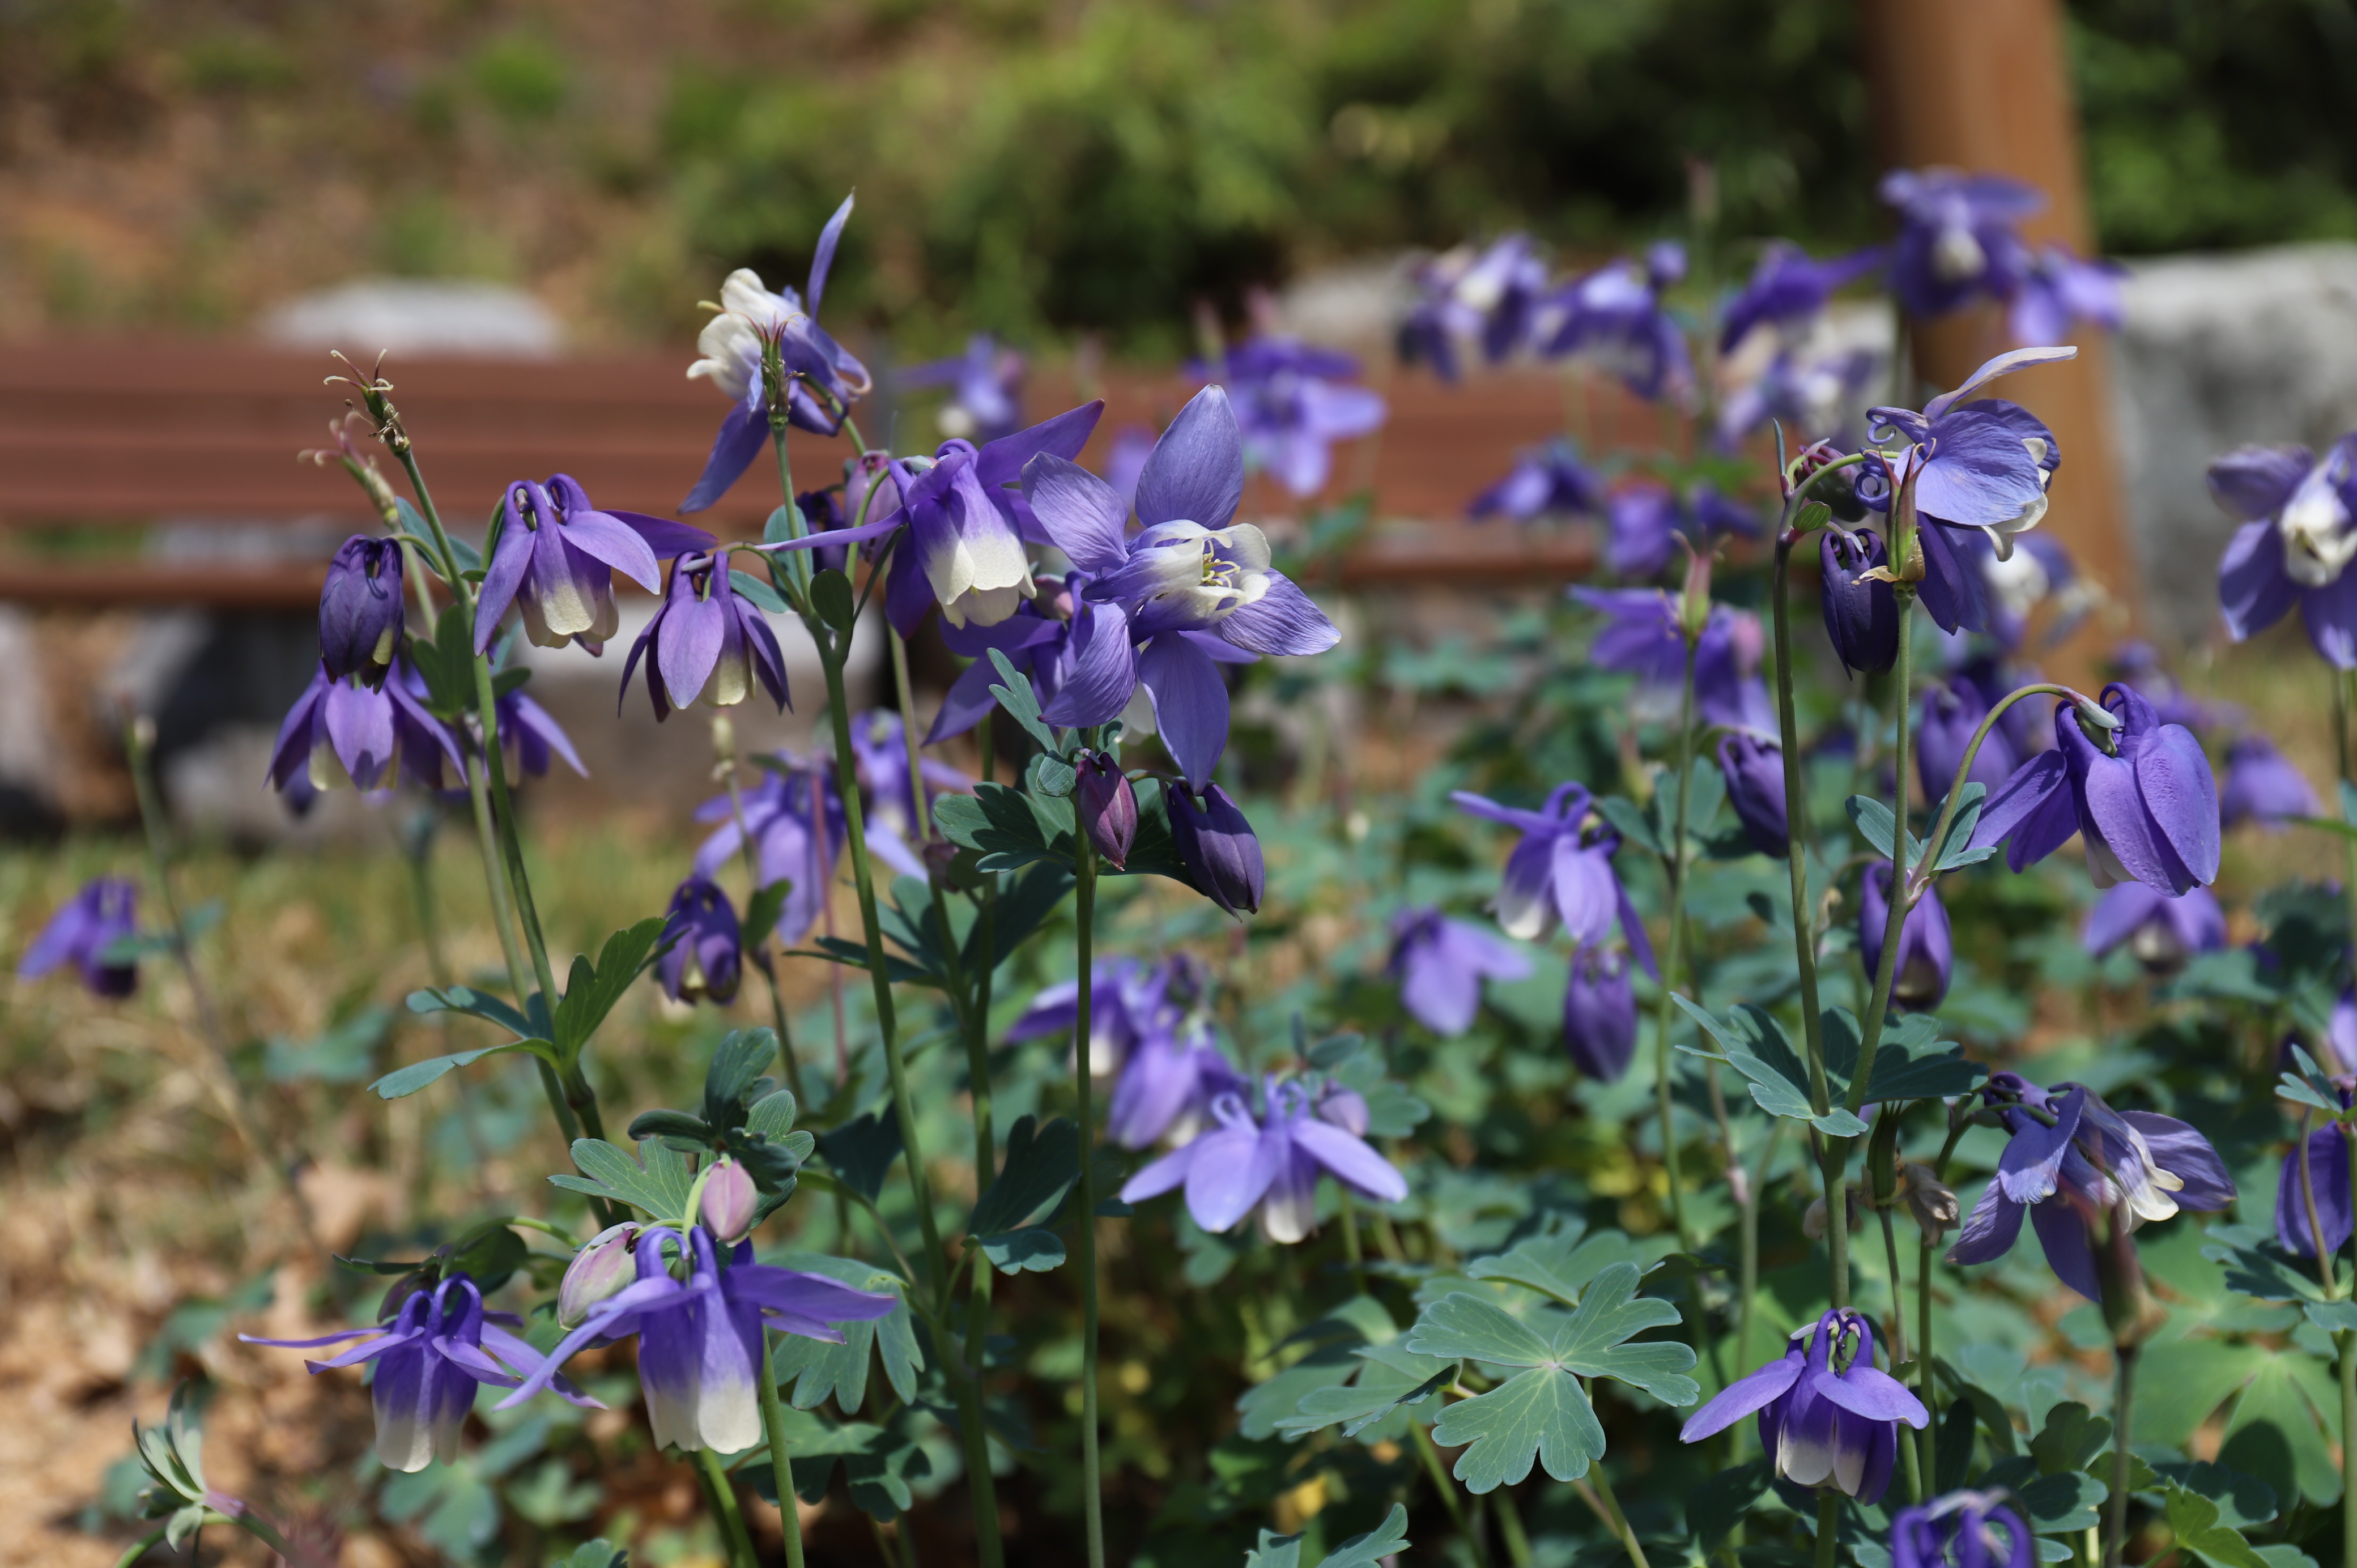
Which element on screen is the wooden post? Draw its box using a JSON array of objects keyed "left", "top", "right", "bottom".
[{"left": 1859, "top": 0, "right": 2138, "bottom": 666}]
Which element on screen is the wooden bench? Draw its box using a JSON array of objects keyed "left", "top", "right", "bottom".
[{"left": 0, "top": 338, "right": 1662, "bottom": 607}]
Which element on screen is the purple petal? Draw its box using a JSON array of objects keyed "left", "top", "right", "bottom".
[
  {"left": 1679, "top": 1350, "right": 1805, "bottom": 1442},
  {"left": 1118, "top": 1142, "right": 1200, "bottom": 1204},
  {"left": 1450, "top": 790, "right": 1559, "bottom": 836},
  {"left": 1923, "top": 346, "right": 2077, "bottom": 421},
  {"left": 926, "top": 657, "right": 1006, "bottom": 744},
  {"left": 1022, "top": 454, "right": 1131, "bottom": 573},
  {"left": 2118, "top": 1111, "right": 2237, "bottom": 1209},
  {"left": 1292, "top": 1119, "right": 1407, "bottom": 1203},
  {"left": 1041, "top": 603, "right": 1139, "bottom": 727},
  {"left": 1817, "top": 1365, "right": 1930, "bottom": 1426},
  {"left": 2207, "top": 444, "right": 2312, "bottom": 522},
  {"left": 1181, "top": 1123, "right": 1278, "bottom": 1230},
  {"left": 1549, "top": 840, "right": 1620, "bottom": 947},
  {"left": 557, "top": 510, "right": 663, "bottom": 592},
  {"left": 1946, "top": 1184, "right": 2027, "bottom": 1267},
  {"left": 730, "top": 1264, "right": 899, "bottom": 1323},
  {"left": 977, "top": 401, "right": 1106, "bottom": 495},
  {"left": 682, "top": 397, "right": 772, "bottom": 515},
  {"left": 2081, "top": 883, "right": 2163, "bottom": 956},
  {"left": 2277, "top": 1130, "right": 2354, "bottom": 1258},
  {"left": 1220, "top": 576, "right": 1340, "bottom": 657},
  {"left": 2135, "top": 723, "right": 2222, "bottom": 887},
  {"left": 609, "top": 510, "right": 718, "bottom": 559},
  {"left": 658, "top": 592, "right": 727, "bottom": 711},
  {"left": 2031, "top": 1198, "right": 2103, "bottom": 1301},
  {"left": 806, "top": 192, "right": 854, "bottom": 316},
  {"left": 475, "top": 517, "right": 538, "bottom": 654},
  {"left": 2219, "top": 519, "right": 2300, "bottom": 642},
  {"left": 1138, "top": 632, "right": 1229, "bottom": 791},
  {"left": 1969, "top": 749, "right": 2069, "bottom": 856},
  {"left": 1136, "top": 386, "right": 1245, "bottom": 531}
]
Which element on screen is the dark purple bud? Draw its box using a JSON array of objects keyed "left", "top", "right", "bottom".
[
  {"left": 1563, "top": 947, "right": 1637, "bottom": 1081},
  {"left": 1168, "top": 782, "right": 1265, "bottom": 916},
  {"left": 319, "top": 535, "right": 407, "bottom": 688},
  {"left": 1860, "top": 864, "right": 1952, "bottom": 1011},
  {"left": 1716, "top": 732, "right": 1788, "bottom": 856},
  {"left": 656, "top": 876, "right": 742, "bottom": 1004},
  {"left": 1075, "top": 753, "right": 1137, "bottom": 869},
  {"left": 1820, "top": 527, "right": 1901, "bottom": 677}
]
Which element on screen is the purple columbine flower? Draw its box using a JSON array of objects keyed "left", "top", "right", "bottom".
[
  {"left": 319, "top": 535, "right": 406, "bottom": 688},
  {"left": 242, "top": 1272, "right": 595, "bottom": 1472},
  {"left": 269, "top": 657, "right": 466, "bottom": 795},
  {"left": 1388, "top": 907, "right": 1534, "bottom": 1036},
  {"left": 500, "top": 1225, "right": 896, "bottom": 1454},
  {"left": 1891, "top": 1490, "right": 2034, "bottom": 1568},
  {"left": 2008, "top": 244, "right": 2125, "bottom": 348},
  {"left": 1679, "top": 1307, "right": 1928, "bottom": 1504},
  {"left": 924, "top": 573, "right": 1137, "bottom": 744},
  {"left": 1917, "top": 675, "right": 2018, "bottom": 801},
  {"left": 1719, "top": 241, "right": 1887, "bottom": 353},
  {"left": 1717, "top": 346, "right": 1884, "bottom": 450},
  {"left": 1867, "top": 346, "right": 2077, "bottom": 633},
  {"left": 619, "top": 552, "right": 790, "bottom": 722},
  {"left": 1822, "top": 527, "right": 1902, "bottom": 677},
  {"left": 1569, "top": 589, "right": 1772, "bottom": 734},
  {"left": 1563, "top": 946, "right": 1639, "bottom": 1082},
  {"left": 692, "top": 759, "right": 844, "bottom": 949},
  {"left": 1451, "top": 783, "right": 1658, "bottom": 975},
  {"left": 1021, "top": 386, "right": 1340, "bottom": 787},
  {"left": 2277, "top": 1083, "right": 2354, "bottom": 1260},
  {"left": 1466, "top": 440, "right": 1603, "bottom": 523},
  {"left": 900, "top": 333, "right": 1025, "bottom": 444},
  {"left": 2215, "top": 436, "right": 2357, "bottom": 667},
  {"left": 1860, "top": 864, "right": 1953, "bottom": 1010},
  {"left": 19, "top": 877, "right": 139, "bottom": 998},
  {"left": 1604, "top": 481, "right": 1680, "bottom": 578},
  {"left": 1214, "top": 336, "right": 1388, "bottom": 498},
  {"left": 496, "top": 684, "right": 586, "bottom": 779},
  {"left": 1169, "top": 782, "right": 1266, "bottom": 917},
  {"left": 1075, "top": 752, "right": 1138, "bottom": 870},
  {"left": 682, "top": 194, "right": 873, "bottom": 512},
  {"left": 2081, "top": 883, "right": 2226, "bottom": 972},
  {"left": 656, "top": 876, "right": 742, "bottom": 1005},
  {"left": 476, "top": 475, "right": 714, "bottom": 656},
  {"left": 1542, "top": 244, "right": 1692, "bottom": 403},
  {"left": 1400, "top": 233, "right": 1551, "bottom": 379},
  {"left": 1718, "top": 733, "right": 1789, "bottom": 857},
  {"left": 844, "top": 709, "right": 969, "bottom": 870},
  {"left": 2222, "top": 732, "right": 2320, "bottom": 830},
  {"left": 1009, "top": 957, "right": 1168, "bottom": 1075},
  {"left": 1879, "top": 168, "right": 2041, "bottom": 319},
  {"left": 1108, "top": 1012, "right": 1244, "bottom": 1150},
  {"left": 1118, "top": 1077, "right": 1408, "bottom": 1243},
  {"left": 1969, "top": 682, "right": 2222, "bottom": 894},
  {"left": 1948, "top": 1072, "right": 2236, "bottom": 1300}
]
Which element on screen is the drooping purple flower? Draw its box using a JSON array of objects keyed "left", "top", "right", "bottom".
[
  {"left": 692, "top": 757, "right": 844, "bottom": 948},
  {"left": 1466, "top": 440, "right": 1602, "bottom": 523},
  {"left": 1387, "top": 907, "right": 1534, "bottom": 1036},
  {"left": 1569, "top": 589, "right": 1771, "bottom": 734},
  {"left": 1717, "top": 733, "right": 1788, "bottom": 857},
  {"left": 1719, "top": 242, "right": 1887, "bottom": 353},
  {"left": 19, "top": 877, "right": 139, "bottom": 998},
  {"left": 1717, "top": 347, "right": 1884, "bottom": 450},
  {"left": 1450, "top": 783, "right": 1658, "bottom": 976},
  {"left": 1169, "top": 782, "right": 1266, "bottom": 917},
  {"left": 1119, "top": 1077, "right": 1408, "bottom": 1243},
  {"left": 1022, "top": 387, "right": 1339, "bottom": 787},
  {"left": 1400, "top": 234, "right": 1551, "bottom": 379},
  {"left": 1867, "top": 346, "right": 2077, "bottom": 633},
  {"left": 1604, "top": 482, "right": 1680, "bottom": 578},
  {"left": 476, "top": 475, "right": 713, "bottom": 656},
  {"left": 1075, "top": 752, "right": 1138, "bottom": 869},
  {"left": 1108, "top": 1012, "right": 1244, "bottom": 1151},
  {"left": 1562, "top": 945, "right": 1639, "bottom": 1082},
  {"left": 2081, "top": 883, "right": 2226, "bottom": 972},
  {"left": 1686, "top": 481, "right": 1763, "bottom": 542},
  {"left": 269, "top": 657, "right": 466, "bottom": 794},
  {"left": 1948, "top": 1072, "right": 2236, "bottom": 1300},
  {"left": 500, "top": 1225, "right": 896, "bottom": 1453},
  {"left": 2007, "top": 245, "right": 2125, "bottom": 348},
  {"left": 682, "top": 195, "right": 874, "bottom": 512},
  {"left": 1917, "top": 676, "right": 2019, "bottom": 803},
  {"left": 1679, "top": 1307, "right": 1928, "bottom": 1503},
  {"left": 619, "top": 552, "right": 790, "bottom": 722},
  {"left": 496, "top": 684, "right": 586, "bottom": 779},
  {"left": 2276, "top": 1084, "right": 2354, "bottom": 1260},
  {"left": 1214, "top": 336, "right": 1388, "bottom": 498},
  {"left": 242, "top": 1272, "right": 597, "bottom": 1472},
  {"left": 656, "top": 876, "right": 742, "bottom": 1005},
  {"left": 1879, "top": 168, "right": 2041, "bottom": 319},
  {"left": 900, "top": 334, "right": 1025, "bottom": 444},
  {"left": 845, "top": 709, "right": 970, "bottom": 869},
  {"left": 1820, "top": 527, "right": 1901, "bottom": 678},
  {"left": 319, "top": 535, "right": 407, "bottom": 688},
  {"left": 2214, "top": 436, "right": 2357, "bottom": 667},
  {"left": 1542, "top": 245, "right": 1692, "bottom": 403},
  {"left": 1860, "top": 864, "right": 1953, "bottom": 1010},
  {"left": 2222, "top": 732, "right": 2320, "bottom": 830},
  {"left": 1969, "top": 682, "right": 2222, "bottom": 894},
  {"left": 1891, "top": 1490, "right": 2034, "bottom": 1568}
]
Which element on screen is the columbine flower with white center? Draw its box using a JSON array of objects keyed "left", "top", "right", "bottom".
[
  {"left": 1879, "top": 168, "right": 2040, "bottom": 319},
  {"left": 618, "top": 552, "right": 790, "bottom": 722},
  {"left": 475, "top": 474, "right": 714, "bottom": 655},
  {"left": 2214, "top": 434, "right": 2357, "bottom": 667},
  {"left": 1450, "top": 782, "right": 1658, "bottom": 976},
  {"left": 1118, "top": 1077, "right": 1407, "bottom": 1243},
  {"left": 1679, "top": 1307, "right": 1928, "bottom": 1503},
  {"left": 270, "top": 656, "right": 465, "bottom": 795}
]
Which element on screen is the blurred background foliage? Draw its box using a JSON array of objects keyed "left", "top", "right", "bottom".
[{"left": 1, "top": 0, "right": 2354, "bottom": 356}]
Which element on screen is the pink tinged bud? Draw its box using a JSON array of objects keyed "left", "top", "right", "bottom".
[
  {"left": 1075, "top": 753, "right": 1137, "bottom": 869},
  {"left": 700, "top": 1158, "right": 759, "bottom": 1244},
  {"left": 1316, "top": 1084, "right": 1371, "bottom": 1137},
  {"left": 1676, "top": 540, "right": 1716, "bottom": 641},
  {"left": 559, "top": 1224, "right": 641, "bottom": 1327}
]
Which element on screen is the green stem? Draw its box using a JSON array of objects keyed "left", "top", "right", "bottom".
[
  {"left": 1411, "top": 1421, "right": 1490, "bottom": 1568},
  {"left": 1879, "top": 1207, "right": 1922, "bottom": 1501},
  {"left": 1586, "top": 1456, "right": 1650, "bottom": 1568},
  {"left": 1768, "top": 532, "right": 1833, "bottom": 1122},
  {"left": 1918, "top": 1233, "right": 1938, "bottom": 1490},
  {"left": 1339, "top": 1187, "right": 1368, "bottom": 1295},
  {"left": 696, "top": 1446, "right": 758, "bottom": 1568},
  {"left": 1652, "top": 639, "right": 1700, "bottom": 1253},
  {"left": 112, "top": 1522, "right": 171, "bottom": 1568},
  {"left": 1494, "top": 1483, "right": 1537, "bottom": 1568},
  {"left": 2105, "top": 1346, "right": 2137, "bottom": 1568},
  {"left": 760, "top": 1328, "right": 810, "bottom": 1568},
  {"left": 1816, "top": 1489, "right": 1841, "bottom": 1568},
  {"left": 1735, "top": 1117, "right": 1784, "bottom": 1445},
  {"left": 721, "top": 739, "right": 809, "bottom": 1105},
  {"left": 2343, "top": 1114, "right": 2357, "bottom": 1568},
  {"left": 1075, "top": 837, "right": 1107, "bottom": 1568}
]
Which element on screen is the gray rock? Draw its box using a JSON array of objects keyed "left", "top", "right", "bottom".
[
  {"left": 2111, "top": 243, "right": 2357, "bottom": 645},
  {"left": 259, "top": 278, "right": 561, "bottom": 359}
]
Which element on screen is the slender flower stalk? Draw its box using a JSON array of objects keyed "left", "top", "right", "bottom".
[
  {"left": 760, "top": 1330, "right": 810, "bottom": 1568},
  {"left": 2106, "top": 1347, "right": 2137, "bottom": 1568},
  {"left": 1074, "top": 831, "right": 1107, "bottom": 1568},
  {"left": 1653, "top": 640, "right": 1701, "bottom": 1252},
  {"left": 697, "top": 1447, "right": 758, "bottom": 1568}
]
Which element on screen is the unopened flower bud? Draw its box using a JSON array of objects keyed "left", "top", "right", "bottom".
[
  {"left": 1075, "top": 753, "right": 1137, "bottom": 870},
  {"left": 1820, "top": 528, "right": 1900, "bottom": 677},
  {"left": 700, "top": 1158, "right": 759, "bottom": 1245},
  {"left": 1804, "top": 1187, "right": 1862, "bottom": 1239},
  {"left": 1316, "top": 1084, "right": 1371, "bottom": 1137},
  {"left": 320, "top": 535, "right": 409, "bottom": 689},
  {"left": 1169, "top": 782, "right": 1265, "bottom": 917},
  {"left": 560, "top": 1223, "right": 641, "bottom": 1327},
  {"left": 1897, "top": 1164, "right": 1959, "bottom": 1236},
  {"left": 1676, "top": 539, "right": 1715, "bottom": 643}
]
